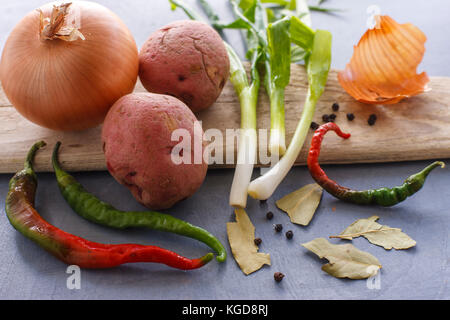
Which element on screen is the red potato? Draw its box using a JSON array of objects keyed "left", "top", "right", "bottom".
[
  {"left": 139, "top": 20, "right": 230, "bottom": 113},
  {"left": 102, "top": 92, "right": 208, "bottom": 210}
]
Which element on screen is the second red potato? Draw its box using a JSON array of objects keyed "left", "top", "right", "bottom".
[{"left": 138, "top": 20, "right": 230, "bottom": 112}]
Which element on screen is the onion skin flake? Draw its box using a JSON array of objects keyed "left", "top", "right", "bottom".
[{"left": 338, "top": 15, "right": 429, "bottom": 104}]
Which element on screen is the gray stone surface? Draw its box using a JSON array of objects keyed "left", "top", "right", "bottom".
[{"left": 0, "top": 0, "right": 448, "bottom": 300}]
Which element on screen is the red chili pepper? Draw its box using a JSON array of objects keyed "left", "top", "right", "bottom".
[
  {"left": 5, "top": 141, "right": 213, "bottom": 270},
  {"left": 307, "top": 122, "right": 351, "bottom": 199},
  {"left": 307, "top": 123, "right": 444, "bottom": 206}
]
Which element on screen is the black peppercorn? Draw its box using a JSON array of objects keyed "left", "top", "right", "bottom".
[
  {"left": 332, "top": 102, "right": 339, "bottom": 112},
  {"left": 346, "top": 113, "right": 355, "bottom": 121},
  {"left": 322, "top": 114, "right": 330, "bottom": 123},
  {"left": 368, "top": 114, "right": 377, "bottom": 126},
  {"left": 266, "top": 211, "right": 274, "bottom": 220},
  {"left": 329, "top": 113, "right": 336, "bottom": 121},
  {"left": 254, "top": 238, "right": 262, "bottom": 246},
  {"left": 274, "top": 224, "right": 283, "bottom": 232},
  {"left": 310, "top": 121, "right": 319, "bottom": 130},
  {"left": 285, "top": 230, "right": 293, "bottom": 239},
  {"left": 274, "top": 272, "right": 285, "bottom": 282}
]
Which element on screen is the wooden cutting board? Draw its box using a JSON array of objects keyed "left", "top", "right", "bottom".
[{"left": 1, "top": 64, "right": 450, "bottom": 173}]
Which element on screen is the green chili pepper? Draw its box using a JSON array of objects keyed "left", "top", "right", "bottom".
[
  {"left": 307, "top": 122, "right": 445, "bottom": 207},
  {"left": 6, "top": 141, "right": 213, "bottom": 270},
  {"left": 52, "top": 142, "right": 226, "bottom": 262}
]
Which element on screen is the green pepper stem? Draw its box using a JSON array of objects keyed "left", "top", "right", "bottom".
[
  {"left": 418, "top": 161, "right": 445, "bottom": 176},
  {"left": 24, "top": 141, "right": 46, "bottom": 173},
  {"left": 51, "top": 141, "right": 62, "bottom": 172},
  {"left": 200, "top": 252, "right": 214, "bottom": 265}
]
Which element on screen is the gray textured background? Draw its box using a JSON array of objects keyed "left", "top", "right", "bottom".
[{"left": 0, "top": 0, "right": 448, "bottom": 300}]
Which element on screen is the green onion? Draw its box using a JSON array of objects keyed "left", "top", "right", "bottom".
[
  {"left": 227, "top": 43, "right": 261, "bottom": 208},
  {"left": 265, "top": 16, "right": 291, "bottom": 156},
  {"left": 248, "top": 28, "right": 332, "bottom": 200}
]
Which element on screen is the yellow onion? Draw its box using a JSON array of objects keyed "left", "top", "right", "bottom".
[{"left": 0, "top": 1, "right": 138, "bottom": 131}]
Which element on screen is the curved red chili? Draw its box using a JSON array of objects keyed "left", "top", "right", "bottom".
[
  {"left": 5, "top": 141, "right": 213, "bottom": 270},
  {"left": 307, "top": 123, "right": 445, "bottom": 206}
]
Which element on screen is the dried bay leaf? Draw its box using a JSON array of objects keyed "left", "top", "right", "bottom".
[
  {"left": 330, "top": 216, "right": 416, "bottom": 250},
  {"left": 276, "top": 183, "right": 323, "bottom": 226},
  {"left": 302, "top": 238, "right": 381, "bottom": 279},
  {"left": 227, "top": 208, "right": 271, "bottom": 275}
]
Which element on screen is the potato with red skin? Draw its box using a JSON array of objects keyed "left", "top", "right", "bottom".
[
  {"left": 102, "top": 92, "right": 208, "bottom": 210},
  {"left": 138, "top": 20, "right": 230, "bottom": 113}
]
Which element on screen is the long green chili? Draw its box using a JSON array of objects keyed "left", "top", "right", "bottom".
[{"left": 52, "top": 142, "right": 226, "bottom": 262}]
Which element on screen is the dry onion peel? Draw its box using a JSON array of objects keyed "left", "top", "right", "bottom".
[
  {"left": 38, "top": 2, "right": 85, "bottom": 41},
  {"left": 0, "top": 1, "right": 138, "bottom": 131},
  {"left": 338, "top": 15, "right": 429, "bottom": 104}
]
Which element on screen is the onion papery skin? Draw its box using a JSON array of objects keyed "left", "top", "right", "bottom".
[
  {"left": 0, "top": 1, "right": 139, "bottom": 131},
  {"left": 338, "top": 15, "right": 429, "bottom": 105}
]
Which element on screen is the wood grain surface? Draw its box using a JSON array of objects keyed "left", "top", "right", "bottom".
[{"left": 1, "top": 64, "right": 449, "bottom": 173}]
